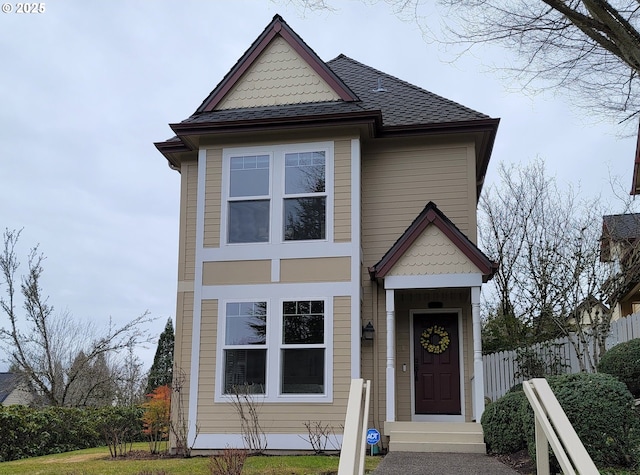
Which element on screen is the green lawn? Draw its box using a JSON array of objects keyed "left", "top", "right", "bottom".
[{"left": 0, "top": 443, "right": 381, "bottom": 475}]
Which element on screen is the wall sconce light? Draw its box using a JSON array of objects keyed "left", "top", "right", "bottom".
[{"left": 362, "top": 321, "right": 375, "bottom": 341}]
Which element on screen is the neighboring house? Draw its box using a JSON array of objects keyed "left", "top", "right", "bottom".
[
  {"left": 155, "top": 15, "right": 499, "bottom": 453},
  {"left": 601, "top": 213, "right": 640, "bottom": 319},
  {"left": 567, "top": 296, "right": 611, "bottom": 328},
  {"left": 0, "top": 373, "right": 33, "bottom": 406}
]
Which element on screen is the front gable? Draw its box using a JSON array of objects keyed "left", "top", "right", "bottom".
[
  {"left": 369, "top": 201, "right": 497, "bottom": 283},
  {"left": 197, "top": 14, "right": 357, "bottom": 113},
  {"left": 216, "top": 36, "right": 343, "bottom": 109},
  {"left": 387, "top": 224, "right": 484, "bottom": 277}
]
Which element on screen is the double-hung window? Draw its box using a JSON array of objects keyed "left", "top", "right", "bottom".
[
  {"left": 228, "top": 155, "right": 270, "bottom": 244},
  {"left": 223, "top": 301, "right": 267, "bottom": 394},
  {"left": 281, "top": 300, "right": 325, "bottom": 394},
  {"left": 219, "top": 298, "right": 330, "bottom": 401},
  {"left": 283, "top": 152, "right": 326, "bottom": 241},
  {"left": 223, "top": 143, "right": 331, "bottom": 244}
]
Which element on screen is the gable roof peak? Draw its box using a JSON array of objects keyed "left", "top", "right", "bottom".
[
  {"left": 196, "top": 15, "right": 358, "bottom": 113},
  {"left": 368, "top": 201, "right": 497, "bottom": 281}
]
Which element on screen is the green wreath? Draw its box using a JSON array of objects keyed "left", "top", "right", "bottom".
[{"left": 420, "top": 325, "right": 450, "bottom": 354}]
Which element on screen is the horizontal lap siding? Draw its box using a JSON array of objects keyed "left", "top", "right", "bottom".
[
  {"left": 334, "top": 139, "right": 351, "bottom": 243},
  {"left": 197, "top": 299, "right": 218, "bottom": 432},
  {"left": 204, "top": 149, "right": 222, "bottom": 248},
  {"left": 173, "top": 292, "right": 194, "bottom": 425},
  {"left": 181, "top": 161, "right": 198, "bottom": 282}
]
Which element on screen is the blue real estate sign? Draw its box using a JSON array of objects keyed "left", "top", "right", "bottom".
[{"left": 366, "top": 428, "right": 380, "bottom": 445}]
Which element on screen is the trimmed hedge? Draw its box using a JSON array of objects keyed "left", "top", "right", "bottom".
[
  {"left": 0, "top": 405, "right": 144, "bottom": 462},
  {"left": 598, "top": 338, "right": 640, "bottom": 398},
  {"left": 481, "top": 390, "right": 528, "bottom": 454},
  {"left": 483, "top": 373, "right": 640, "bottom": 469}
]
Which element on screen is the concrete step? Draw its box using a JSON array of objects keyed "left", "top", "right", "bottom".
[
  {"left": 384, "top": 422, "right": 486, "bottom": 454},
  {"left": 384, "top": 421, "right": 483, "bottom": 434},
  {"left": 389, "top": 440, "right": 487, "bottom": 453},
  {"left": 390, "top": 430, "right": 484, "bottom": 444}
]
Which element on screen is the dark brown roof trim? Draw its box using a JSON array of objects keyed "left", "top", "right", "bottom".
[
  {"left": 368, "top": 201, "right": 498, "bottom": 282},
  {"left": 170, "top": 110, "right": 382, "bottom": 136},
  {"left": 197, "top": 15, "right": 358, "bottom": 113}
]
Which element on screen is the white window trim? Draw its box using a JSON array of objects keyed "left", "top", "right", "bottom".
[
  {"left": 215, "top": 296, "right": 334, "bottom": 403},
  {"left": 220, "top": 142, "right": 334, "bottom": 246}
]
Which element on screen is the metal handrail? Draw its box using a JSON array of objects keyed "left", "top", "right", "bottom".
[{"left": 522, "top": 378, "right": 599, "bottom": 475}]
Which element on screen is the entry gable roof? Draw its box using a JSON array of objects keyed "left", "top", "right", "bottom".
[
  {"left": 368, "top": 202, "right": 497, "bottom": 282},
  {"left": 196, "top": 14, "right": 358, "bottom": 113}
]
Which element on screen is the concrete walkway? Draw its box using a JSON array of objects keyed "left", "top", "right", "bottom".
[{"left": 371, "top": 452, "right": 520, "bottom": 475}]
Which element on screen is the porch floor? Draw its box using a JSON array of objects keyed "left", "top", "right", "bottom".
[{"left": 383, "top": 421, "right": 486, "bottom": 453}]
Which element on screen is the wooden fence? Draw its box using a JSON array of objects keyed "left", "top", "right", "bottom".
[{"left": 483, "top": 312, "right": 640, "bottom": 402}]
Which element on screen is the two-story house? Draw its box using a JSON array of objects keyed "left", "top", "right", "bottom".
[{"left": 155, "top": 15, "right": 499, "bottom": 454}]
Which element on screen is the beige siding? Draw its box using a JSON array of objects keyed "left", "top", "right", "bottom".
[
  {"left": 172, "top": 291, "right": 194, "bottom": 445},
  {"left": 197, "top": 299, "right": 218, "bottom": 431},
  {"left": 195, "top": 296, "right": 351, "bottom": 436},
  {"left": 204, "top": 148, "right": 222, "bottom": 248},
  {"left": 387, "top": 224, "right": 482, "bottom": 276},
  {"left": 280, "top": 257, "right": 350, "bottom": 283},
  {"left": 334, "top": 139, "right": 351, "bottom": 242},
  {"left": 202, "top": 260, "right": 271, "bottom": 285},
  {"left": 179, "top": 161, "right": 198, "bottom": 282},
  {"left": 1, "top": 385, "right": 32, "bottom": 406},
  {"left": 216, "top": 37, "right": 341, "bottom": 110}
]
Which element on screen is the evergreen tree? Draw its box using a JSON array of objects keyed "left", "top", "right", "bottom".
[{"left": 146, "top": 318, "right": 174, "bottom": 394}]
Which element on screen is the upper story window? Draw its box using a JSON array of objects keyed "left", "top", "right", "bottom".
[
  {"left": 228, "top": 155, "right": 270, "bottom": 244},
  {"left": 284, "top": 152, "right": 326, "bottom": 241},
  {"left": 222, "top": 143, "right": 333, "bottom": 245}
]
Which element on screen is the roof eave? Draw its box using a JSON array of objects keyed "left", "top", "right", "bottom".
[{"left": 170, "top": 110, "right": 383, "bottom": 136}]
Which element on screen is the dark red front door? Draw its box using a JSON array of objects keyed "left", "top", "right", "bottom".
[{"left": 414, "top": 313, "right": 461, "bottom": 415}]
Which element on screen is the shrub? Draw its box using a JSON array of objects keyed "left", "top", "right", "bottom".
[
  {"left": 521, "top": 373, "right": 640, "bottom": 469},
  {"left": 0, "top": 406, "right": 102, "bottom": 461},
  {"left": 598, "top": 338, "right": 640, "bottom": 398},
  {"left": 481, "top": 389, "right": 528, "bottom": 454}
]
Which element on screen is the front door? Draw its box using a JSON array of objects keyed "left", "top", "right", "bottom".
[{"left": 413, "top": 313, "right": 461, "bottom": 415}]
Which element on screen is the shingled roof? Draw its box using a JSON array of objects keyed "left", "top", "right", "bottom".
[{"left": 155, "top": 14, "right": 499, "bottom": 195}]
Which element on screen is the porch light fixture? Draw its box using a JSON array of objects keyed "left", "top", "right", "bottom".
[{"left": 362, "top": 321, "right": 375, "bottom": 341}]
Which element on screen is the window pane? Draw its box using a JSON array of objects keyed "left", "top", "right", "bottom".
[
  {"left": 230, "top": 155, "right": 270, "bottom": 197},
  {"left": 283, "top": 197, "right": 326, "bottom": 241},
  {"left": 225, "top": 302, "right": 266, "bottom": 345},
  {"left": 285, "top": 152, "right": 325, "bottom": 194},
  {"left": 281, "top": 348, "right": 324, "bottom": 394},
  {"left": 224, "top": 349, "right": 266, "bottom": 394},
  {"left": 283, "top": 300, "right": 324, "bottom": 344},
  {"left": 229, "top": 200, "right": 269, "bottom": 243}
]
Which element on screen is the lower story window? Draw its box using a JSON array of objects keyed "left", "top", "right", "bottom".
[
  {"left": 281, "top": 348, "right": 325, "bottom": 394},
  {"left": 224, "top": 349, "right": 266, "bottom": 394},
  {"left": 281, "top": 300, "right": 325, "bottom": 394}
]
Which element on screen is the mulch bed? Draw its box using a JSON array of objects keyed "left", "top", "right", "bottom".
[{"left": 493, "top": 450, "right": 536, "bottom": 475}]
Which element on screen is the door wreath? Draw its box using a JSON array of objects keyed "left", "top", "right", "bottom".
[{"left": 420, "top": 325, "right": 450, "bottom": 354}]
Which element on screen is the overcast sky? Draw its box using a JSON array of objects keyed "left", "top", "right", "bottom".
[{"left": 1, "top": 1, "right": 636, "bottom": 372}]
